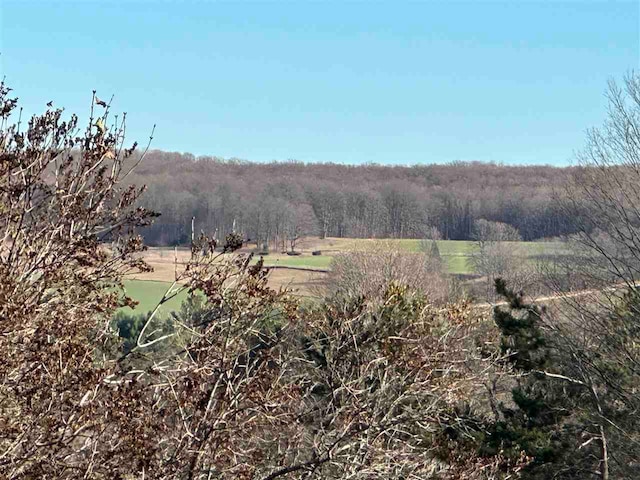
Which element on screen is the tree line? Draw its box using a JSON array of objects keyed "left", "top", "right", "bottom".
[{"left": 125, "top": 152, "right": 576, "bottom": 246}]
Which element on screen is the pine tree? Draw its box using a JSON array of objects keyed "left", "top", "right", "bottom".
[
  {"left": 481, "top": 279, "right": 593, "bottom": 479},
  {"left": 493, "top": 278, "right": 548, "bottom": 371}
]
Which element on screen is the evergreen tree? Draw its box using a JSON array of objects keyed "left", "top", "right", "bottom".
[
  {"left": 493, "top": 278, "right": 548, "bottom": 371},
  {"left": 481, "top": 279, "right": 597, "bottom": 479}
]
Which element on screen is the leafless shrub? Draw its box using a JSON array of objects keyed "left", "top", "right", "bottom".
[
  {"left": 268, "top": 283, "right": 520, "bottom": 479},
  {"left": 0, "top": 82, "right": 297, "bottom": 478},
  {"left": 0, "top": 82, "right": 158, "bottom": 476},
  {"left": 326, "top": 240, "right": 451, "bottom": 304},
  {"left": 468, "top": 219, "right": 536, "bottom": 300}
]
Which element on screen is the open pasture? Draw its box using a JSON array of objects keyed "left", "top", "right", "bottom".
[
  {"left": 132, "top": 239, "right": 566, "bottom": 277},
  {"left": 255, "top": 238, "right": 567, "bottom": 275},
  {"left": 120, "top": 279, "right": 188, "bottom": 314},
  {"left": 121, "top": 237, "right": 567, "bottom": 315}
]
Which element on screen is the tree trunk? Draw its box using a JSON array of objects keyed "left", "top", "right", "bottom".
[{"left": 599, "top": 424, "right": 609, "bottom": 480}]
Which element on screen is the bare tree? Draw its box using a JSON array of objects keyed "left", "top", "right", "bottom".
[
  {"left": 284, "top": 203, "right": 314, "bottom": 253},
  {"left": 536, "top": 73, "right": 640, "bottom": 478},
  {"left": 423, "top": 225, "right": 443, "bottom": 241},
  {"left": 469, "top": 219, "right": 532, "bottom": 300},
  {"left": 327, "top": 240, "right": 451, "bottom": 304},
  {"left": 131, "top": 153, "right": 575, "bottom": 245}
]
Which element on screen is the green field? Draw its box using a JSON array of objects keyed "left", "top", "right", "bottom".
[
  {"left": 254, "top": 241, "right": 480, "bottom": 274},
  {"left": 393, "top": 239, "right": 477, "bottom": 254},
  {"left": 125, "top": 240, "right": 569, "bottom": 314},
  {"left": 262, "top": 255, "right": 333, "bottom": 269},
  {"left": 120, "top": 279, "right": 188, "bottom": 314},
  {"left": 256, "top": 240, "right": 567, "bottom": 275},
  {"left": 388, "top": 239, "right": 566, "bottom": 255}
]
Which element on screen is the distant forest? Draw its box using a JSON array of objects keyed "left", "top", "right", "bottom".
[{"left": 128, "top": 151, "right": 575, "bottom": 246}]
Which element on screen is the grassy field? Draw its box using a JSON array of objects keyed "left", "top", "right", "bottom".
[
  {"left": 256, "top": 239, "right": 568, "bottom": 275},
  {"left": 122, "top": 238, "right": 569, "bottom": 313},
  {"left": 262, "top": 255, "right": 332, "bottom": 269},
  {"left": 120, "top": 279, "right": 188, "bottom": 314},
  {"left": 256, "top": 241, "right": 475, "bottom": 273}
]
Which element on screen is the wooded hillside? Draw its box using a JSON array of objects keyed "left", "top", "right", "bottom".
[{"left": 128, "top": 152, "right": 574, "bottom": 246}]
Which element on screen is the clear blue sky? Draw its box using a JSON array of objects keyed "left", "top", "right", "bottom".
[{"left": 1, "top": 1, "right": 638, "bottom": 165}]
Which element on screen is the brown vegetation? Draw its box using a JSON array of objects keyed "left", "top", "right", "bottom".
[
  {"left": 125, "top": 150, "right": 576, "bottom": 247},
  {"left": 325, "top": 239, "right": 452, "bottom": 304},
  {"left": 5, "top": 75, "right": 640, "bottom": 479},
  {"left": 0, "top": 81, "right": 523, "bottom": 479}
]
